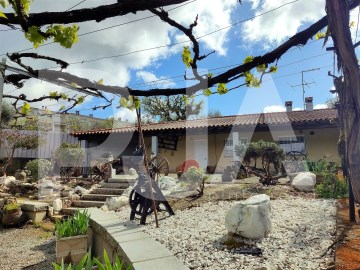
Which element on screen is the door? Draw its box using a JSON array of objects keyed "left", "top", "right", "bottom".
[{"left": 194, "top": 140, "right": 208, "bottom": 169}]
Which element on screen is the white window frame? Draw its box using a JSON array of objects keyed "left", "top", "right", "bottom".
[
  {"left": 224, "top": 138, "right": 233, "bottom": 157},
  {"left": 278, "top": 136, "right": 306, "bottom": 154},
  {"left": 224, "top": 137, "right": 249, "bottom": 157}
]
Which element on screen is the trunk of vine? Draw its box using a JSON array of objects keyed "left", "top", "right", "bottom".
[{"left": 326, "top": 0, "right": 360, "bottom": 203}]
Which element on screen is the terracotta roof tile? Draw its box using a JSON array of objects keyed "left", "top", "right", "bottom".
[{"left": 73, "top": 109, "right": 338, "bottom": 136}]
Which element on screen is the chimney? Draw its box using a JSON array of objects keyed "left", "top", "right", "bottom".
[
  {"left": 285, "top": 101, "right": 293, "bottom": 112},
  {"left": 75, "top": 110, "right": 80, "bottom": 115},
  {"left": 305, "top": 97, "right": 313, "bottom": 111}
]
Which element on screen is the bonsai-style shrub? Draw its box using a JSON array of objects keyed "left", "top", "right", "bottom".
[
  {"left": 55, "top": 210, "right": 90, "bottom": 239},
  {"left": 235, "top": 140, "right": 284, "bottom": 185},
  {"left": 25, "top": 159, "right": 52, "bottom": 182},
  {"left": 53, "top": 143, "right": 85, "bottom": 181},
  {"left": 3, "top": 202, "right": 21, "bottom": 211},
  {"left": 180, "top": 166, "right": 207, "bottom": 196}
]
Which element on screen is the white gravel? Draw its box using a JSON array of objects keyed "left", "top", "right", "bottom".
[{"left": 115, "top": 197, "right": 336, "bottom": 270}]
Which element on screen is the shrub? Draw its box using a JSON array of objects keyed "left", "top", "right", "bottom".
[
  {"left": 25, "top": 159, "right": 52, "bottom": 181},
  {"left": 315, "top": 170, "right": 348, "bottom": 199},
  {"left": 53, "top": 143, "right": 85, "bottom": 167},
  {"left": 55, "top": 210, "right": 90, "bottom": 239},
  {"left": 3, "top": 203, "right": 21, "bottom": 211},
  {"left": 180, "top": 166, "right": 207, "bottom": 196}
]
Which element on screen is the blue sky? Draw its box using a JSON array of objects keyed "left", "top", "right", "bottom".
[{"left": 1, "top": 0, "right": 357, "bottom": 122}]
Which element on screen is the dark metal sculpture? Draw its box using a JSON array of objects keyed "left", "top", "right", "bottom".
[{"left": 129, "top": 146, "right": 174, "bottom": 225}]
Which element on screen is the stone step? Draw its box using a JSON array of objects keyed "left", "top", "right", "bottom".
[
  {"left": 100, "top": 182, "right": 133, "bottom": 189},
  {"left": 81, "top": 194, "right": 118, "bottom": 202},
  {"left": 107, "top": 177, "right": 137, "bottom": 183},
  {"left": 61, "top": 207, "right": 82, "bottom": 215},
  {"left": 91, "top": 188, "right": 126, "bottom": 195},
  {"left": 72, "top": 200, "right": 104, "bottom": 208}
]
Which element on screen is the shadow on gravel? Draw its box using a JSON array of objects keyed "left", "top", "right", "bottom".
[{"left": 22, "top": 240, "right": 55, "bottom": 270}]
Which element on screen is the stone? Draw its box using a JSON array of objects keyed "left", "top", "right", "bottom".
[
  {"left": 74, "top": 186, "right": 89, "bottom": 195},
  {"left": 129, "top": 168, "right": 138, "bottom": 176},
  {"left": 104, "top": 196, "right": 128, "bottom": 211},
  {"left": 4, "top": 176, "right": 18, "bottom": 187},
  {"left": 158, "top": 176, "right": 177, "bottom": 190},
  {"left": 225, "top": 194, "right": 271, "bottom": 239},
  {"left": 53, "top": 198, "right": 63, "bottom": 213},
  {"left": 291, "top": 172, "right": 316, "bottom": 192}
]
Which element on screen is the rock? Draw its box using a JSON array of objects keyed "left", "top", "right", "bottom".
[
  {"left": 225, "top": 194, "right": 271, "bottom": 239},
  {"left": 48, "top": 206, "right": 54, "bottom": 217},
  {"left": 73, "top": 186, "right": 89, "bottom": 195},
  {"left": 52, "top": 198, "right": 63, "bottom": 213},
  {"left": 4, "top": 176, "right": 18, "bottom": 187},
  {"left": 104, "top": 196, "right": 128, "bottom": 211},
  {"left": 158, "top": 176, "right": 177, "bottom": 190},
  {"left": 128, "top": 168, "right": 137, "bottom": 176},
  {"left": 291, "top": 172, "right": 316, "bottom": 192}
]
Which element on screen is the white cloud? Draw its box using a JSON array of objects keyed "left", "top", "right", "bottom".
[
  {"left": 136, "top": 71, "right": 176, "bottom": 88},
  {"left": 314, "top": 103, "right": 328, "bottom": 109},
  {"left": 263, "top": 105, "right": 286, "bottom": 113},
  {"left": 242, "top": 0, "right": 325, "bottom": 48},
  {"left": 115, "top": 108, "right": 137, "bottom": 123}
]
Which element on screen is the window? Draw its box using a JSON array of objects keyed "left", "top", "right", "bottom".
[
  {"left": 224, "top": 138, "right": 233, "bottom": 157},
  {"left": 224, "top": 137, "right": 249, "bottom": 157},
  {"left": 278, "top": 136, "right": 306, "bottom": 154}
]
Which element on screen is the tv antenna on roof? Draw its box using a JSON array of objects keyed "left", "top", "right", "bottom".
[{"left": 288, "top": 68, "right": 320, "bottom": 109}]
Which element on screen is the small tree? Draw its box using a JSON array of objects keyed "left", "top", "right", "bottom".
[
  {"left": 142, "top": 95, "right": 203, "bottom": 122},
  {"left": 180, "top": 166, "right": 207, "bottom": 196},
  {"left": 235, "top": 140, "right": 284, "bottom": 185},
  {"left": 53, "top": 143, "right": 85, "bottom": 181}
]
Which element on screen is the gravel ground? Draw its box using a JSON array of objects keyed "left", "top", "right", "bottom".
[
  {"left": 115, "top": 197, "right": 337, "bottom": 270},
  {"left": 0, "top": 226, "right": 55, "bottom": 270}
]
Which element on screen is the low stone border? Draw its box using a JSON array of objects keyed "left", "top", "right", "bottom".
[{"left": 84, "top": 208, "right": 189, "bottom": 270}]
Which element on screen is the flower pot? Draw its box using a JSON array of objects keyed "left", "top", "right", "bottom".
[
  {"left": 56, "top": 234, "right": 88, "bottom": 264},
  {"left": 2, "top": 208, "right": 23, "bottom": 227}
]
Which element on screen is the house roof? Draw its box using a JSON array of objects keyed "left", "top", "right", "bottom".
[{"left": 73, "top": 108, "right": 338, "bottom": 136}]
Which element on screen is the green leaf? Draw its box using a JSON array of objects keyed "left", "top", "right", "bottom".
[
  {"left": 243, "top": 55, "right": 253, "bottom": 64},
  {"left": 203, "top": 88, "right": 212, "bottom": 97},
  {"left": 59, "top": 105, "right": 66, "bottom": 111},
  {"left": 0, "top": 11, "right": 7, "bottom": 18},
  {"left": 77, "top": 96, "right": 85, "bottom": 104},
  {"left": 70, "top": 82, "right": 78, "bottom": 88},
  {"left": 256, "top": 64, "right": 267, "bottom": 73},
  {"left": 207, "top": 73, "right": 214, "bottom": 79},
  {"left": 217, "top": 83, "right": 228, "bottom": 95},
  {"left": 120, "top": 97, "right": 128, "bottom": 108},
  {"left": 97, "top": 78, "right": 104, "bottom": 85},
  {"left": 92, "top": 258, "right": 106, "bottom": 270},
  {"left": 24, "top": 26, "right": 46, "bottom": 48},
  {"left": 21, "top": 102, "right": 31, "bottom": 115},
  {"left": 182, "top": 95, "right": 189, "bottom": 105},
  {"left": 49, "top": 91, "right": 58, "bottom": 98},
  {"left": 181, "top": 46, "right": 193, "bottom": 68},
  {"left": 46, "top": 24, "right": 79, "bottom": 48},
  {"left": 269, "top": 66, "right": 278, "bottom": 73},
  {"left": 315, "top": 32, "right": 326, "bottom": 40}
]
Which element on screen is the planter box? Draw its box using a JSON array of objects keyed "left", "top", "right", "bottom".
[{"left": 56, "top": 234, "right": 88, "bottom": 264}]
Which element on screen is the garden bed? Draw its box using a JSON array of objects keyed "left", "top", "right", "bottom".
[{"left": 115, "top": 196, "right": 337, "bottom": 270}]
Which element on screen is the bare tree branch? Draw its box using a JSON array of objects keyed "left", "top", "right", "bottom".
[{"left": 0, "top": 0, "right": 192, "bottom": 27}]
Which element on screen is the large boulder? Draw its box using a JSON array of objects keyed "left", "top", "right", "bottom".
[
  {"left": 291, "top": 172, "right": 316, "bottom": 192},
  {"left": 158, "top": 176, "right": 177, "bottom": 190},
  {"left": 225, "top": 194, "right": 271, "bottom": 239},
  {"left": 103, "top": 196, "right": 129, "bottom": 211}
]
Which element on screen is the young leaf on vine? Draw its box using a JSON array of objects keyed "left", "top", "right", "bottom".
[
  {"left": 217, "top": 83, "right": 228, "bottom": 95},
  {"left": 182, "top": 46, "right": 193, "bottom": 68},
  {"left": 243, "top": 55, "right": 253, "bottom": 64},
  {"left": 203, "top": 88, "right": 212, "bottom": 97},
  {"left": 21, "top": 102, "right": 31, "bottom": 115},
  {"left": 24, "top": 26, "right": 46, "bottom": 48}
]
